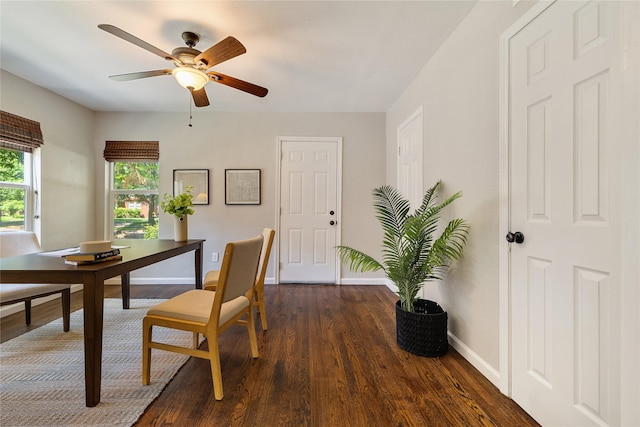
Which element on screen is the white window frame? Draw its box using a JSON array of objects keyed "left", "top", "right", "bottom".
[
  {"left": 0, "top": 149, "right": 40, "bottom": 235},
  {"left": 107, "top": 161, "right": 159, "bottom": 240}
]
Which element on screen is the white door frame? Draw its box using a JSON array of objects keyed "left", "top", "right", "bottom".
[
  {"left": 498, "top": 0, "right": 556, "bottom": 396},
  {"left": 275, "top": 136, "right": 343, "bottom": 284}
]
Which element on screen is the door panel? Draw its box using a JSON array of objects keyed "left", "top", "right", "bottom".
[
  {"left": 509, "top": 1, "right": 620, "bottom": 425},
  {"left": 279, "top": 138, "right": 340, "bottom": 283},
  {"left": 397, "top": 107, "right": 423, "bottom": 209}
]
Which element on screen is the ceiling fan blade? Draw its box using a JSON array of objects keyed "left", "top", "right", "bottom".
[
  {"left": 98, "top": 24, "right": 178, "bottom": 62},
  {"left": 208, "top": 72, "right": 268, "bottom": 98},
  {"left": 194, "top": 36, "right": 246, "bottom": 68},
  {"left": 108, "top": 70, "right": 172, "bottom": 81},
  {"left": 191, "top": 88, "right": 210, "bottom": 107}
]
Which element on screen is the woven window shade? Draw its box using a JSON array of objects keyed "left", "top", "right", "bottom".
[
  {"left": 103, "top": 141, "right": 159, "bottom": 162},
  {"left": 0, "top": 110, "right": 44, "bottom": 153}
]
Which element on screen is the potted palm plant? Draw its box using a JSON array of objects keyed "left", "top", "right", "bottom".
[
  {"left": 161, "top": 187, "right": 194, "bottom": 242},
  {"left": 336, "top": 181, "right": 468, "bottom": 357}
]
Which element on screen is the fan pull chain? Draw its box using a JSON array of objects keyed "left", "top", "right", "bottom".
[{"left": 188, "top": 91, "right": 193, "bottom": 127}]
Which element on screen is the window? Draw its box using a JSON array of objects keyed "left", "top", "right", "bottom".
[
  {"left": 104, "top": 140, "right": 160, "bottom": 240},
  {"left": 0, "top": 111, "right": 43, "bottom": 233},
  {"left": 0, "top": 148, "right": 34, "bottom": 231},
  {"left": 110, "top": 161, "right": 159, "bottom": 239}
]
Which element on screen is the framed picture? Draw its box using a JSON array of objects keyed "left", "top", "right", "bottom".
[
  {"left": 225, "top": 169, "right": 261, "bottom": 205},
  {"left": 173, "top": 169, "right": 209, "bottom": 205}
]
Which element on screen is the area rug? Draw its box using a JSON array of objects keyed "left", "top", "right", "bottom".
[{"left": 0, "top": 299, "right": 198, "bottom": 426}]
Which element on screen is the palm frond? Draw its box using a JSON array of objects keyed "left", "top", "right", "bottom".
[
  {"left": 414, "top": 180, "right": 440, "bottom": 217},
  {"left": 335, "top": 246, "right": 384, "bottom": 273},
  {"left": 372, "top": 186, "right": 410, "bottom": 240},
  {"left": 426, "top": 218, "right": 469, "bottom": 280}
]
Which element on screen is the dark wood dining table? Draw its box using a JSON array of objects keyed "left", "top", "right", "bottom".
[{"left": 0, "top": 238, "right": 204, "bottom": 407}]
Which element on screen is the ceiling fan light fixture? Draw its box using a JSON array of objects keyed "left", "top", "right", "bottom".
[{"left": 172, "top": 67, "right": 209, "bottom": 91}]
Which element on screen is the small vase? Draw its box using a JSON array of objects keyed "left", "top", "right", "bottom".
[{"left": 173, "top": 215, "right": 188, "bottom": 242}]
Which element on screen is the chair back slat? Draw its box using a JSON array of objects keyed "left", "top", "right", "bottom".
[
  {"left": 255, "top": 228, "right": 275, "bottom": 286},
  {"left": 215, "top": 235, "right": 263, "bottom": 306}
]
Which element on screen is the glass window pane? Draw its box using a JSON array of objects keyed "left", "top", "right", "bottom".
[
  {"left": 0, "top": 187, "right": 26, "bottom": 231},
  {"left": 113, "top": 193, "right": 159, "bottom": 239},
  {"left": 0, "top": 148, "right": 25, "bottom": 183},
  {"left": 113, "top": 162, "right": 159, "bottom": 190}
]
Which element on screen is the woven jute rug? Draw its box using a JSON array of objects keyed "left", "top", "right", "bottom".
[{"left": 0, "top": 299, "right": 196, "bottom": 426}]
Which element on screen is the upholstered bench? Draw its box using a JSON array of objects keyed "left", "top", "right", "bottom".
[{"left": 0, "top": 231, "right": 71, "bottom": 331}]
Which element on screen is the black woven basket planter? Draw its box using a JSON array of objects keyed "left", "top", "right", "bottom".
[{"left": 396, "top": 299, "right": 448, "bottom": 357}]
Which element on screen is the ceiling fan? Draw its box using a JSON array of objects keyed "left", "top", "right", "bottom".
[{"left": 98, "top": 24, "right": 268, "bottom": 107}]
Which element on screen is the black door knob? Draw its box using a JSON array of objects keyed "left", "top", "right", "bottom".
[
  {"left": 330, "top": 210, "right": 335, "bottom": 216},
  {"left": 329, "top": 220, "right": 336, "bottom": 226},
  {"left": 506, "top": 231, "right": 524, "bottom": 244}
]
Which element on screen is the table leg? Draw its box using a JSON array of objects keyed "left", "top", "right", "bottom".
[
  {"left": 83, "top": 273, "right": 105, "bottom": 407},
  {"left": 121, "top": 272, "right": 130, "bottom": 309},
  {"left": 195, "top": 242, "right": 203, "bottom": 289}
]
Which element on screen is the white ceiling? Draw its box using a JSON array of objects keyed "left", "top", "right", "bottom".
[{"left": 0, "top": 1, "right": 476, "bottom": 113}]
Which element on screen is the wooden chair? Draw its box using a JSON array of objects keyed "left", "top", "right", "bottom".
[
  {"left": 0, "top": 231, "right": 71, "bottom": 331},
  {"left": 203, "top": 228, "right": 275, "bottom": 330},
  {"left": 142, "top": 234, "right": 263, "bottom": 400}
]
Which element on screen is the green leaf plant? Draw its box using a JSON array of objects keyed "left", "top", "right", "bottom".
[
  {"left": 160, "top": 187, "right": 195, "bottom": 218},
  {"left": 336, "top": 181, "right": 469, "bottom": 313}
]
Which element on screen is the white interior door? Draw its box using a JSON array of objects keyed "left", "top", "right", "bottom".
[
  {"left": 278, "top": 137, "right": 341, "bottom": 283},
  {"left": 509, "top": 1, "right": 622, "bottom": 425},
  {"left": 397, "top": 106, "right": 423, "bottom": 210}
]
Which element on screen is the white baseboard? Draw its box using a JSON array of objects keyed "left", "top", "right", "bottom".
[
  {"left": 447, "top": 332, "right": 501, "bottom": 388},
  {"left": 384, "top": 279, "right": 398, "bottom": 292},
  {"left": 339, "top": 278, "right": 387, "bottom": 285},
  {"left": 104, "top": 277, "right": 196, "bottom": 285},
  {"left": 105, "top": 277, "right": 389, "bottom": 286},
  {"left": 0, "top": 284, "right": 83, "bottom": 319},
  {"left": 105, "top": 276, "right": 280, "bottom": 285}
]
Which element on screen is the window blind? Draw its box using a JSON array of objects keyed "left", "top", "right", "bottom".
[
  {"left": 0, "top": 111, "right": 44, "bottom": 153},
  {"left": 103, "top": 141, "right": 159, "bottom": 162}
]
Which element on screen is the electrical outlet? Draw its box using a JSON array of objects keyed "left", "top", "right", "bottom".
[{"left": 211, "top": 252, "right": 218, "bottom": 262}]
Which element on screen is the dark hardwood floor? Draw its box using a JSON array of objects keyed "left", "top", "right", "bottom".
[{"left": 1, "top": 284, "right": 539, "bottom": 426}]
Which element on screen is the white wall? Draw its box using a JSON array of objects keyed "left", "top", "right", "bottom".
[
  {"left": 1, "top": 71, "right": 386, "bottom": 284},
  {"left": 0, "top": 70, "right": 96, "bottom": 250},
  {"left": 94, "top": 111, "right": 386, "bottom": 282},
  {"left": 386, "top": 1, "right": 536, "bottom": 377}
]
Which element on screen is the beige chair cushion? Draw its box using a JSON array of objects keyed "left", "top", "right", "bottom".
[
  {"left": 203, "top": 270, "right": 220, "bottom": 287},
  {"left": 148, "top": 289, "right": 250, "bottom": 325},
  {"left": 0, "top": 231, "right": 42, "bottom": 257},
  {"left": 204, "top": 270, "right": 220, "bottom": 285},
  {"left": 0, "top": 283, "right": 71, "bottom": 303},
  {"left": 0, "top": 231, "right": 72, "bottom": 304}
]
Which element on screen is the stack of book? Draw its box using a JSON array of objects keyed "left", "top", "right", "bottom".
[{"left": 64, "top": 248, "right": 122, "bottom": 266}]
